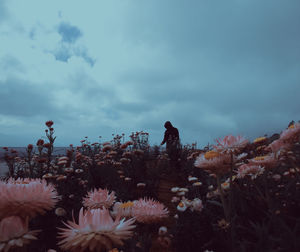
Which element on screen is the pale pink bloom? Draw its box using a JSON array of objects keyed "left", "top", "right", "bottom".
[
  {"left": 111, "top": 201, "right": 135, "bottom": 218},
  {"left": 58, "top": 207, "right": 135, "bottom": 252},
  {"left": 194, "top": 152, "right": 232, "bottom": 175},
  {"left": 236, "top": 164, "right": 265, "bottom": 179},
  {"left": 280, "top": 122, "right": 300, "bottom": 143},
  {"left": 132, "top": 198, "right": 169, "bottom": 223},
  {"left": 0, "top": 216, "right": 40, "bottom": 251},
  {"left": 0, "top": 178, "right": 59, "bottom": 219},
  {"left": 83, "top": 188, "right": 116, "bottom": 209},
  {"left": 267, "top": 139, "right": 292, "bottom": 153},
  {"left": 214, "top": 135, "right": 249, "bottom": 152},
  {"left": 190, "top": 198, "right": 203, "bottom": 212},
  {"left": 248, "top": 154, "right": 277, "bottom": 169}
]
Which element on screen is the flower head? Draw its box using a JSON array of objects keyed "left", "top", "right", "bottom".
[
  {"left": 0, "top": 216, "right": 40, "bottom": 251},
  {"left": 236, "top": 164, "right": 265, "bottom": 179},
  {"left": 190, "top": 198, "right": 203, "bottom": 212},
  {"left": 280, "top": 122, "right": 300, "bottom": 143},
  {"left": 83, "top": 188, "right": 116, "bottom": 209},
  {"left": 214, "top": 135, "right": 248, "bottom": 153},
  {"left": 248, "top": 154, "right": 277, "bottom": 169},
  {"left": 132, "top": 198, "right": 168, "bottom": 223},
  {"left": 58, "top": 207, "right": 135, "bottom": 252},
  {"left": 0, "top": 178, "right": 58, "bottom": 219},
  {"left": 45, "top": 120, "right": 54, "bottom": 128},
  {"left": 111, "top": 201, "right": 135, "bottom": 218},
  {"left": 194, "top": 152, "right": 232, "bottom": 175}
]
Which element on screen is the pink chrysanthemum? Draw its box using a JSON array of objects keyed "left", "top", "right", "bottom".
[
  {"left": 132, "top": 198, "right": 169, "bottom": 223},
  {"left": 0, "top": 216, "right": 40, "bottom": 251},
  {"left": 280, "top": 122, "right": 300, "bottom": 143},
  {"left": 236, "top": 164, "right": 265, "bottom": 179},
  {"left": 0, "top": 178, "right": 59, "bottom": 219},
  {"left": 58, "top": 207, "right": 135, "bottom": 252},
  {"left": 248, "top": 154, "right": 277, "bottom": 169},
  {"left": 267, "top": 139, "right": 292, "bottom": 153},
  {"left": 111, "top": 201, "right": 135, "bottom": 218},
  {"left": 83, "top": 188, "right": 116, "bottom": 209},
  {"left": 194, "top": 152, "right": 232, "bottom": 175},
  {"left": 214, "top": 135, "right": 249, "bottom": 152}
]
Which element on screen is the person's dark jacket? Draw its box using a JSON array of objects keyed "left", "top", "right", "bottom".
[{"left": 161, "top": 121, "right": 180, "bottom": 150}]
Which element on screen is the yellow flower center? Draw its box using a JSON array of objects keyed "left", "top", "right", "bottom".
[
  {"left": 204, "top": 151, "right": 220, "bottom": 160},
  {"left": 253, "top": 137, "right": 267, "bottom": 143},
  {"left": 178, "top": 202, "right": 184, "bottom": 208},
  {"left": 289, "top": 124, "right": 295, "bottom": 129},
  {"left": 120, "top": 201, "right": 134, "bottom": 208},
  {"left": 254, "top": 155, "right": 267, "bottom": 161},
  {"left": 14, "top": 181, "right": 29, "bottom": 184}
]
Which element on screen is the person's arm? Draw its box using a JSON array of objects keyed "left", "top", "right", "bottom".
[{"left": 161, "top": 131, "right": 168, "bottom": 145}]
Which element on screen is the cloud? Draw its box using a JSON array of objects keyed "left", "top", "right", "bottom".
[
  {"left": 0, "top": 0, "right": 299, "bottom": 147},
  {"left": 52, "top": 22, "right": 95, "bottom": 66},
  {"left": 57, "top": 22, "right": 82, "bottom": 44},
  {"left": 0, "top": 77, "right": 58, "bottom": 117},
  {"left": 0, "top": 0, "right": 8, "bottom": 24}
]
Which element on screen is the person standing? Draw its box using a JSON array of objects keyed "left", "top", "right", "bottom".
[{"left": 161, "top": 121, "right": 181, "bottom": 168}]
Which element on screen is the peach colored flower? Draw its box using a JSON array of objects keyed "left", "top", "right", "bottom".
[
  {"left": 280, "top": 122, "right": 300, "bottom": 143},
  {"left": 194, "top": 152, "right": 232, "bottom": 175},
  {"left": 132, "top": 198, "right": 169, "bottom": 223},
  {"left": 0, "top": 178, "right": 59, "bottom": 219},
  {"left": 58, "top": 207, "right": 135, "bottom": 252},
  {"left": 253, "top": 136, "right": 267, "bottom": 144},
  {"left": 236, "top": 164, "right": 265, "bottom": 179},
  {"left": 0, "top": 216, "right": 40, "bottom": 251},
  {"left": 83, "top": 188, "right": 116, "bottom": 209},
  {"left": 214, "top": 135, "right": 249, "bottom": 152},
  {"left": 267, "top": 139, "right": 292, "bottom": 153},
  {"left": 111, "top": 201, "right": 135, "bottom": 218},
  {"left": 248, "top": 154, "right": 277, "bottom": 169}
]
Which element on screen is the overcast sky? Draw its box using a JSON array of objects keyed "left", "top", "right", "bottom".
[{"left": 0, "top": 0, "right": 300, "bottom": 147}]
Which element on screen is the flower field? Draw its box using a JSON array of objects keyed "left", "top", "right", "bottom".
[{"left": 0, "top": 121, "right": 300, "bottom": 252}]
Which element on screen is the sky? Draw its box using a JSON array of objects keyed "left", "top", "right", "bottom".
[{"left": 0, "top": 0, "right": 300, "bottom": 147}]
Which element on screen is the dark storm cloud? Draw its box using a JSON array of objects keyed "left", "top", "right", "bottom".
[
  {"left": 117, "top": 0, "right": 300, "bottom": 144},
  {"left": 0, "top": 78, "right": 58, "bottom": 117},
  {"left": 58, "top": 22, "right": 82, "bottom": 44}
]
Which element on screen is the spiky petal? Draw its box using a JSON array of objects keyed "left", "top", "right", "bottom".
[
  {"left": 58, "top": 207, "right": 135, "bottom": 252},
  {"left": 214, "top": 135, "right": 249, "bottom": 153},
  {"left": 0, "top": 178, "right": 59, "bottom": 219},
  {"left": 0, "top": 216, "right": 40, "bottom": 251},
  {"left": 132, "top": 198, "right": 169, "bottom": 223},
  {"left": 83, "top": 188, "right": 116, "bottom": 209},
  {"left": 194, "top": 152, "right": 232, "bottom": 175}
]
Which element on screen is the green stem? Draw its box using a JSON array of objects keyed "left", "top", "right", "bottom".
[{"left": 216, "top": 174, "right": 229, "bottom": 221}]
